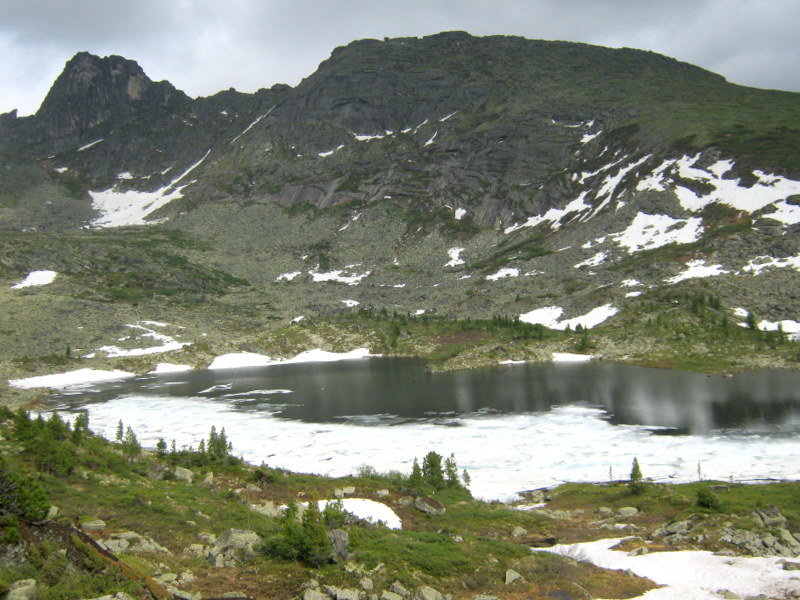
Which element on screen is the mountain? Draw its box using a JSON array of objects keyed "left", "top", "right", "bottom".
[{"left": 2, "top": 32, "right": 800, "bottom": 377}]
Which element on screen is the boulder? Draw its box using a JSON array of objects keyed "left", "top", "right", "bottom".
[
  {"left": 6, "top": 579, "right": 36, "bottom": 600},
  {"left": 203, "top": 471, "right": 214, "bottom": 484},
  {"left": 617, "top": 507, "right": 639, "bottom": 518},
  {"left": 46, "top": 505, "right": 59, "bottom": 520},
  {"left": 100, "top": 531, "right": 171, "bottom": 554},
  {"left": 665, "top": 520, "right": 690, "bottom": 535},
  {"left": 81, "top": 519, "right": 106, "bottom": 532},
  {"left": 414, "top": 497, "right": 445, "bottom": 516},
  {"left": 411, "top": 587, "right": 443, "bottom": 600},
  {"left": 381, "top": 593, "right": 403, "bottom": 600},
  {"left": 752, "top": 506, "right": 787, "bottom": 528},
  {"left": 250, "top": 500, "right": 282, "bottom": 518},
  {"left": 327, "top": 529, "right": 350, "bottom": 562},
  {"left": 303, "top": 590, "right": 328, "bottom": 600},
  {"left": 780, "top": 559, "right": 800, "bottom": 571},
  {"left": 505, "top": 569, "right": 523, "bottom": 585},
  {"left": 360, "top": 577, "right": 374, "bottom": 591},
  {"left": 375, "top": 489, "right": 390, "bottom": 498},
  {"left": 511, "top": 526, "right": 527, "bottom": 538},
  {"left": 207, "top": 529, "right": 261, "bottom": 568},
  {"left": 390, "top": 581, "right": 410, "bottom": 597},
  {"left": 173, "top": 467, "right": 193, "bottom": 482}
]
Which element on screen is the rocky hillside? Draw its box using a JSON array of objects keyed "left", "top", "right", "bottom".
[{"left": 2, "top": 32, "right": 800, "bottom": 376}]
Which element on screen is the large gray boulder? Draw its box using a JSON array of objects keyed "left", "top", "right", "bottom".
[
  {"left": 328, "top": 529, "right": 350, "bottom": 562},
  {"left": 207, "top": 529, "right": 261, "bottom": 568}
]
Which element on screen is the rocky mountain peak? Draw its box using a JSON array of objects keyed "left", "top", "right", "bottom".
[{"left": 28, "top": 52, "right": 187, "bottom": 152}]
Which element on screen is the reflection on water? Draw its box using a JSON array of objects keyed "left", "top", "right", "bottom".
[{"left": 52, "top": 358, "right": 800, "bottom": 435}]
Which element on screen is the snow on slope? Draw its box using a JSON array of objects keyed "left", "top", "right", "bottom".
[
  {"left": 89, "top": 150, "right": 211, "bottom": 227},
  {"left": 84, "top": 323, "right": 189, "bottom": 358},
  {"left": 11, "top": 270, "right": 57, "bottom": 288},
  {"left": 519, "top": 304, "right": 619, "bottom": 330},
  {"left": 541, "top": 537, "right": 800, "bottom": 600}
]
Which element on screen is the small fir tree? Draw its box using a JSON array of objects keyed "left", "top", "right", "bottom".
[
  {"left": 444, "top": 453, "right": 460, "bottom": 488},
  {"left": 121, "top": 426, "right": 141, "bottom": 460},
  {"left": 629, "top": 457, "right": 645, "bottom": 494},
  {"left": 300, "top": 496, "right": 332, "bottom": 566},
  {"left": 115, "top": 419, "right": 124, "bottom": 442},
  {"left": 462, "top": 469, "right": 471, "bottom": 489},
  {"left": 409, "top": 458, "right": 424, "bottom": 488},
  {"left": 156, "top": 438, "right": 168, "bottom": 458}
]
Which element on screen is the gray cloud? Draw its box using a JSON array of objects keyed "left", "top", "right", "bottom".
[{"left": 2, "top": 0, "right": 799, "bottom": 116}]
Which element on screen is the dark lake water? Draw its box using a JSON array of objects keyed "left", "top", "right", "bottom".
[
  {"left": 48, "top": 358, "right": 800, "bottom": 498},
  {"left": 53, "top": 358, "right": 800, "bottom": 435}
]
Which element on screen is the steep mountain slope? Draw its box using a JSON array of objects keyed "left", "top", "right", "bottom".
[{"left": 2, "top": 32, "right": 800, "bottom": 376}]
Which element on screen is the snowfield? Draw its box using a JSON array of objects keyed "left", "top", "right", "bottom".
[{"left": 541, "top": 537, "right": 800, "bottom": 600}]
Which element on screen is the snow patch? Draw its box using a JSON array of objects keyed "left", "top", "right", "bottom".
[
  {"left": 54, "top": 166, "right": 68, "bottom": 173},
  {"left": 580, "top": 131, "right": 601, "bottom": 144},
  {"left": 309, "top": 267, "right": 371, "bottom": 285},
  {"left": 291, "top": 316, "right": 305, "bottom": 324},
  {"left": 446, "top": 247, "right": 465, "bottom": 267},
  {"left": 741, "top": 255, "right": 800, "bottom": 275},
  {"left": 11, "top": 270, "right": 57, "bottom": 288},
  {"left": 275, "top": 271, "right": 301, "bottom": 282},
  {"left": 611, "top": 213, "right": 703, "bottom": 253},
  {"left": 666, "top": 260, "right": 729, "bottom": 284},
  {"left": 520, "top": 304, "right": 618, "bottom": 330},
  {"left": 552, "top": 352, "right": 593, "bottom": 362},
  {"left": 454, "top": 208, "right": 467, "bottom": 220},
  {"left": 86, "top": 323, "right": 189, "bottom": 358},
  {"left": 9, "top": 369, "right": 134, "bottom": 390},
  {"left": 318, "top": 144, "right": 345, "bottom": 158},
  {"left": 540, "top": 537, "right": 800, "bottom": 600},
  {"left": 341, "top": 299, "right": 360, "bottom": 307},
  {"left": 504, "top": 192, "right": 591, "bottom": 233},
  {"left": 574, "top": 251, "right": 607, "bottom": 269},
  {"left": 486, "top": 268, "right": 520, "bottom": 281},
  {"left": 89, "top": 149, "right": 210, "bottom": 227},
  {"left": 77, "top": 138, "right": 104, "bottom": 151},
  {"left": 230, "top": 109, "right": 273, "bottom": 144},
  {"left": 424, "top": 131, "right": 438, "bottom": 146},
  {"left": 208, "top": 352, "right": 272, "bottom": 370},
  {"left": 149, "top": 363, "right": 192, "bottom": 374}
]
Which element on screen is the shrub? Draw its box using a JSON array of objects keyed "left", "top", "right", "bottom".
[
  {"left": 0, "top": 457, "right": 49, "bottom": 521},
  {"left": 696, "top": 488, "right": 722, "bottom": 510}
]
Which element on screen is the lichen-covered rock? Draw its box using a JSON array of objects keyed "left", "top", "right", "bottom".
[
  {"left": 414, "top": 496, "right": 445, "bottom": 516},
  {"left": 173, "top": 467, "right": 193, "bottom": 482},
  {"left": 206, "top": 529, "right": 261, "bottom": 568},
  {"left": 6, "top": 579, "right": 36, "bottom": 600},
  {"left": 411, "top": 586, "right": 443, "bottom": 600},
  {"left": 504, "top": 568, "right": 523, "bottom": 585}
]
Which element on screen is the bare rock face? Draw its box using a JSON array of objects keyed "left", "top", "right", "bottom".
[{"left": 32, "top": 52, "right": 186, "bottom": 150}]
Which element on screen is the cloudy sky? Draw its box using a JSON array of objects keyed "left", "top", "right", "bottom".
[{"left": 1, "top": 0, "right": 798, "bottom": 116}]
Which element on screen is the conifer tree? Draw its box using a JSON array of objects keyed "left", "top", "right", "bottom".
[
  {"left": 156, "top": 438, "right": 168, "bottom": 458},
  {"left": 422, "top": 451, "right": 445, "bottom": 490},
  {"left": 121, "top": 426, "right": 141, "bottom": 460},
  {"left": 444, "top": 453, "right": 460, "bottom": 487},
  {"left": 409, "top": 458, "right": 424, "bottom": 488},
  {"left": 115, "top": 420, "right": 124, "bottom": 442},
  {"left": 300, "top": 496, "right": 332, "bottom": 566},
  {"left": 629, "top": 457, "right": 645, "bottom": 494},
  {"left": 462, "top": 469, "right": 471, "bottom": 489}
]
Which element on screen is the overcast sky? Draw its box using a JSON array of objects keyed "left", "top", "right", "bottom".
[{"left": 1, "top": 0, "right": 798, "bottom": 116}]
